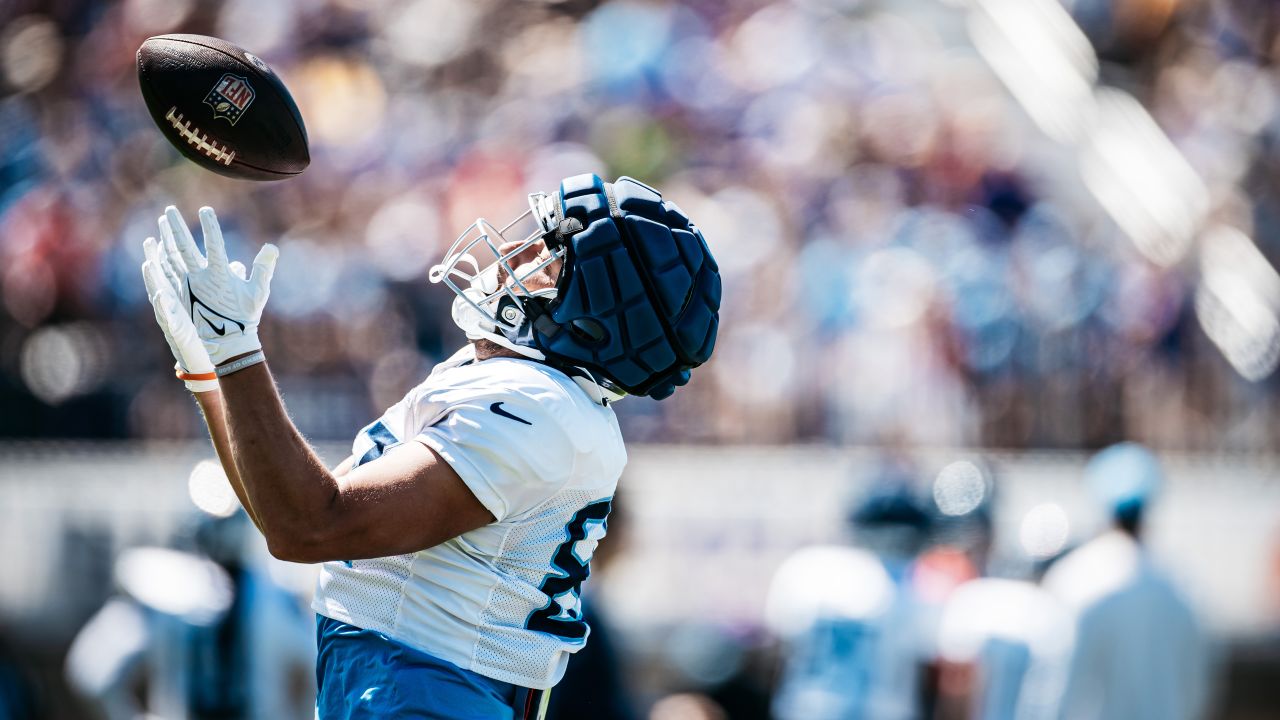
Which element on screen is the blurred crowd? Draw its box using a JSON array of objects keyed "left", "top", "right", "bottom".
[{"left": 2, "top": 0, "right": 1280, "bottom": 449}]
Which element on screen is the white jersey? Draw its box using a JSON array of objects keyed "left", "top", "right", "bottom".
[{"left": 312, "top": 345, "right": 627, "bottom": 689}]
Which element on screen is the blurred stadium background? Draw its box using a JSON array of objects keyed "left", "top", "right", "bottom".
[{"left": 1, "top": 0, "right": 1279, "bottom": 718}]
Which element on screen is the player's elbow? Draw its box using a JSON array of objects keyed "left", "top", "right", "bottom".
[
  {"left": 266, "top": 534, "right": 329, "bottom": 564},
  {"left": 263, "top": 522, "right": 338, "bottom": 564},
  {"left": 265, "top": 535, "right": 302, "bottom": 563},
  {"left": 263, "top": 487, "right": 346, "bottom": 562}
]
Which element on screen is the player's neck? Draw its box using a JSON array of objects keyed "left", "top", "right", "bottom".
[{"left": 473, "top": 339, "right": 525, "bottom": 362}]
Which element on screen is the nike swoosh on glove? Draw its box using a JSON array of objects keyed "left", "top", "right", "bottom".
[
  {"left": 159, "top": 205, "right": 278, "bottom": 366},
  {"left": 141, "top": 238, "right": 218, "bottom": 392}
]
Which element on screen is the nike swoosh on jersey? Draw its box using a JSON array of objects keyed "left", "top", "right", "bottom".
[
  {"left": 489, "top": 402, "right": 532, "bottom": 426},
  {"left": 187, "top": 282, "right": 246, "bottom": 334}
]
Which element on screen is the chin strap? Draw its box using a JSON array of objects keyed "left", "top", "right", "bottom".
[{"left": 451, "top": 293, "right": 547, "bottom": 360}]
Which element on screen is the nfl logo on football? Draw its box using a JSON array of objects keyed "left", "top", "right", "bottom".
[{"left": 204, "top": 73, "right": 255, "bottom": 125}]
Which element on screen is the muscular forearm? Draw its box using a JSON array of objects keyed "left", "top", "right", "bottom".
[
  {"left": 215, "top": 359, "right": 341, "bottom": 547},
  {"left": 192, "top": 389, "right": 264, "bottom": 532}
]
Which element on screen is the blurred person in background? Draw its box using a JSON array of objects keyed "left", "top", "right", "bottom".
[
  {"left": 914, "top": 460, "right": 998, "bottom": 608},
  {"left": 928, "top": 461, "right": 1073, "bottom": 720},
  {"left": 1042, "top": 443, "right": 1209, "bottom": 720},
  {"left": 934, "top": 574, "right": 1071, "bottom": 720},
  {"left": 64, "top": 507, "right": 314, "bottom": 720},
  {"left": 137, "top": 174, "right": 719, "bottom": 719},
  {"left": 764, "top": 457, "right": 935, "bottom": 720},
  {"left": 915, "top": 459, "right": 994, "bottom": 717},
  {"left": 926, "top": 456, "right": 1075, "bottom": 717}
]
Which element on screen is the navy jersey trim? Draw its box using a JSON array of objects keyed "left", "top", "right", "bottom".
[
  {"left": 525, "top": 498, "right": 612, "bottom": 641},
  {"left": 357, "top": 421, "right": 398, "bottom": 467}
]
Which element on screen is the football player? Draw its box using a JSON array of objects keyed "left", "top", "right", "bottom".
[{"left": 139, "top": 174, "right": 721, "bottom": 719}]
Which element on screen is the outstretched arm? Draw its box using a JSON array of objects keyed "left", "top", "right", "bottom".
[
  {"left": 186, "top": 379, "right": 422, "bottom": 558},
  {"left": 142, "top": 206, "right": 493, "bottom": 563},
  {"left": 216, "top": 359, "right": 492, "bottom": 563},
  {"left": 141, "top": 232, "right": 264, "bottom": 531},
  {"left": 191, "top": 389, "right": 263, "bottom": 530}
]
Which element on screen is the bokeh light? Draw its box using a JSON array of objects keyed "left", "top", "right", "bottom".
[
  {"left": 1019, "top": 502, "right": 1071, "bottom": 559},
  {"left": 114, "top": 548, "right": 233, "bottom": 625},
  {"left": 382, "top": 0, "right": 480, "bottom": 69},
  {"left": 291, "top": 56, "right": 387, "bottom": 149},
  {"left": 365, "top": 193, "right": 442, "bottom": 281},
  {"left": 1194, "top": 225, "right": 1280, "bottom": 382},
  {"left": 215, "top": 0, "right": 292, "bottom": 55},
  {"left": 933, "top": 460, "right": 989, "bottom": 517},
  {"left": 1, "top": 16, "right": 62, "bottom": 94},
  {"left": 188, "top": 460, "right": 239, "bottom": 519},
  {"left": 124, "top": 0, "right": 196, "bottom": 34},
  {"left": 19, "top": 324, "right": 108, "bottom": 405}
]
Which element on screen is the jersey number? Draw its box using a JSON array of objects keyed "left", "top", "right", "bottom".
[{"left": 525, "top": 498, "right": 612, "bottom": 641}]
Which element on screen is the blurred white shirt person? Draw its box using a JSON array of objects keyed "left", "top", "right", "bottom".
[
  {"left": 1042, "top": 443, "right": 1209, "bottom": 720},
  {"left": 765, "top": 474, "right": 934, "bottom": 720},
  {"left": 936, "top": 577, "right": 1072, "bottom": 720},
  {"left": 65, "top": 511, "right": 315, "bottom": 720}
]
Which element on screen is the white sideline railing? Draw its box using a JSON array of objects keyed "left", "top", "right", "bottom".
[{"left": 0, "top": 443, "right": 1276, "bottom": 637}]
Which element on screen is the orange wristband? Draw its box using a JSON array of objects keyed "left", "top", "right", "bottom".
[{"left": 175, "top": 369, "right": 218, "bottom": 382}]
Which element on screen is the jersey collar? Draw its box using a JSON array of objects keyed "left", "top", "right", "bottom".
[
  {"left": 560, "top": 366, "right": 627, "bottom": 407},
  {"left": 446, "top": 344, "right": 626, "bottom": 407}
]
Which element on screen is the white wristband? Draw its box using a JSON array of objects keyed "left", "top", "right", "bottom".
[{"left": 216, "top": 350, "right": 266, "bottom": 378}]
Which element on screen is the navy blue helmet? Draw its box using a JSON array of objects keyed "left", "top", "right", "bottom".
[{"left": 431, "top": 174, "right": 721, "bottom": 400}]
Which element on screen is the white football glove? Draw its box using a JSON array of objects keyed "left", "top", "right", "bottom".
[
  {"left": 158, "top": 206, "right": 278, "bottom": 366},
  {"left": 141, "top": 238, "right": 218, "bottom": 392}
]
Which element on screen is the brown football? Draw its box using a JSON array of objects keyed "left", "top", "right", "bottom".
[{"left": 137, "top": 34, "right": 309, "bottom": 181}]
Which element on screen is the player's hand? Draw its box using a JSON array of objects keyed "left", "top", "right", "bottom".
[
  {"left": 141, "top": 238, "right": 217, "bottom": 392},
  {"left": 158, "top": 206, "right": 278, "bottom": 366}
]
